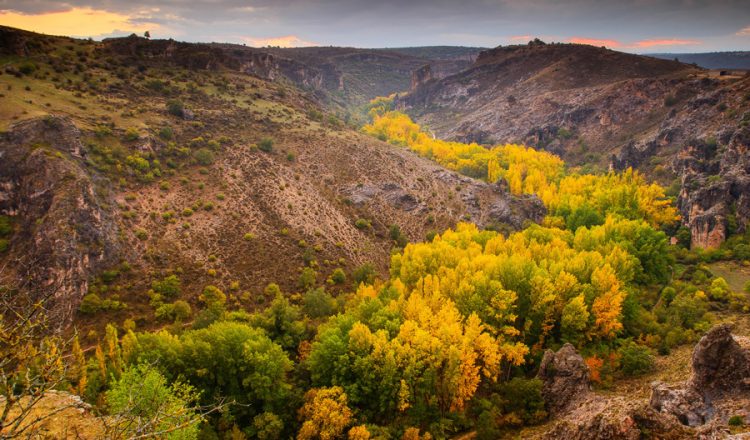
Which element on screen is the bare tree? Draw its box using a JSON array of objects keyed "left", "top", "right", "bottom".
[{"left": 0, "top": 280, "right": 78, "bottom": 439}]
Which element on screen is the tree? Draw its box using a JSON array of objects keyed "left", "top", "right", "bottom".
[
  {"left": 0, "top": 286, "right": 77, "bottom": 438},
  {"left": 561, "top": 295, "right": 589, "bottom": 345},
  {"left": 297, "top": 387, "right": 353, "bottom": 440},
  {"left": 105, "top": 364, "right": 202, "bottom": 439},
  {"left": 144, "top": 30, "right": 151, "bottom": 39}
]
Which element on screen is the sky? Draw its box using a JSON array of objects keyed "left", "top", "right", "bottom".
[{"left": 1, "top": 0, "right": 749, "bottom": 53}]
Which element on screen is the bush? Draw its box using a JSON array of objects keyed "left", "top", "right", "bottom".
[
  {"left": 258, "top": 137, "right": 274, "bottom": 152},
  {"left": 79, "top": 293, "right": 102, "bottom": 314},
  {"left": 243, "top": 232, "right": 256, "bottom": 241},
  {"left": 158, "top": 126, "right": 174, "bottom": 140},
  {"left": 166, "top": 100, "right": 185, "bottom": 117},
  {"left": 135, "top": 228, "right": 148, "bottom": 241},
  {"left": 152, "top": 274, "right": 181, "bottom": 299},
  {"left": 18, "top": 62, "right": 37, "bottom": 75},
  {"left": 0, "top": 239, "right": 7, "bottom": 253},
  {"left": 330, "top": 268, "right": 346, "bottom": 285},
  {"left": 0, "top": 216, "right": 13, "bottom": 237},
  {"left": 194, "top": 148, "right": 215, "bottom": 165},
  {"left": 352, "top": 263, "right": 376, "bottom": 285},
  {"left": 298, "top": 267, "right": 317, "bottom": 290},
  {"left": 497, "top": 378, "right": 548, "bottom": 426},
  {"left": 729, "top": 415, "right": 744, "bottom": 426},
  {"left": 619, "top": 341, "right": 655, "bottom": 376},
  {"left": 124, "top": 127, "right": 140, "bottom": 141},
  {"left": 354, "top": 218, "right": 371, "bottom": 230},
  {"left": 303, "top": 287, "right": 336, "bottom": 318}
]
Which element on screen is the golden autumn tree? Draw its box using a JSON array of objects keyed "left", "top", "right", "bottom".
[{"left": 298, "top": 386, "right": 353, "bottom": 440}]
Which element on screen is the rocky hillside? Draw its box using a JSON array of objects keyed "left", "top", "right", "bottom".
[
  {"left": 0, "top": 26, "right": 539, "bottom": 327},
  {"left": 262, "top": 46, "right": 479, "bottom": 111},
  {"left": 399, "top": 40, "right": 750, "bottom": 248}
]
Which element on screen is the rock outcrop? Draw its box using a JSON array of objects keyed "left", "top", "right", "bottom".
[
  {"left": 0, "top": 116, "right": 118, "bottom": 325},
  {"left": 536, "top": 343, "right": 591, "bottom": 416},
  {"left": 674, "top": 126, "right": 750, "bottom": 249},
  {"left": 650, "top": 324, "right": 750, "bottom": 429}
]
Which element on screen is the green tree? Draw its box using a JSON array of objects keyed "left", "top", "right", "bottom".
[{"left": 105, "top": 364, "right": 201, "bottom": 439}]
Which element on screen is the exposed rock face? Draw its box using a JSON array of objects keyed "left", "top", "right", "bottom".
[
  {"left": 649, "top": 383, "right": 709, "bottom": 426},
  {"left": 674, "top": 127, "right": 750, "bottom": 249},
  {"left": 649, "top": 324, "right": 750, "bottom": 431},
  {"left": 537, "top": 343, "right": 591, "bottom": 415},
  {"left": 690, "top": 324, "right": 750, "bottom": 395},
  {"left": 0, "top": 116, "right": 118, "bottom": 325},
  {"left": 411, "top": 64, "right": 433, "bottom": 91},
  {"left": 341, "top": 170, "right": 546, "bottom": 231}
]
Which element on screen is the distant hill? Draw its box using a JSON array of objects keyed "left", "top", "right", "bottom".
[
  {"left": 648, "top": 51, "right": 750, "bottom": 69},
  {"left": 380, "top": 46, "right": 484, "bottom": 61}
]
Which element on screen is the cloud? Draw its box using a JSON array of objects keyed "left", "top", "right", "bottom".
[
  {"left": 737, "top": 26, "right": 750, "bottom": 36},
  {"left": 568, "top": 37, "right": 701, "bottom": 50},
  {"left": 633, "top": 38, "right": 700, "bottom": 47},
  {"left": 569, "top": 37, "right": 622, "bottom": 48},
  {"left": 242, "top": 35, "right": 318, "bottom": 47},
  {"left": 0, "top": 7, "right": 160, "bottom": 38},
  {"left": 509, "top": 35, "right": 532, "bottom": 42}
]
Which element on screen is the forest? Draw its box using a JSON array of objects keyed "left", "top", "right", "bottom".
[{"left": 3, "top": 99, "right": 749, "bottom": 440}]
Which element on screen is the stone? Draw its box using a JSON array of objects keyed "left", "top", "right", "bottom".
[{"left": 537, "top": 343, "right": 591, "bottom": 415}]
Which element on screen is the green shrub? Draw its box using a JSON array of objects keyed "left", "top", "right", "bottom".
[
  {"left": 619, "top": 341, "right": 655, "bottom": 376},
  {"left": 330, "top": 268, "right": 346, "bottom": 285},
  {"left": 152, "top": 275, "right": 181, "bottom": 299},
  {"left": 193, "top": 148, "right": 215, "bottom": 165},
  {"left": 729, "top": 415, "right": 744, "bottom": 426},
  {"left": 496, "top": 378, "right": 547, "bottom": 426},
  {"left": 124, "top": 127, "right": 140, "bottom": 141},
  {"left": 166, "top": 100, "right": 185, "bottom": 117},
  {"left": 79, "top": 293, "right": 102, "bottom": 314},
  {"left": 354, "top": 218, "right": 371, "bottom": 230},
  {"left": 158, "top": 126, "right": 174, "bottom": 140},
  {"left": 352, "top": 263, "right": 376, "bottom": 285},
  {"left": 0, "top": 239, "right": 8, "bottom": 253},
  {"left": 258, "top": 137, "right": 274, "bottom": 152},
  {"left": 0, "top": 216, "right": 12, "bottom": 237},
  {"left": 298, "top": 267, "right": 317, "bottom": 290},
  {"left": 303, "top": 287, "right": 336, "bottom": 318},
  {"left": 134, "top": 228, "right": 148, "bottom": 241},
  {"left": 18, "top": 62, "right": 37, "bottom": 75},
  {"left": 243, "top": 232, "right": 256, "bottom": 241}
]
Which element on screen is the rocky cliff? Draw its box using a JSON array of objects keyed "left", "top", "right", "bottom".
[{"left": 0, "top": 116, "right": 119, "bottom": 325}]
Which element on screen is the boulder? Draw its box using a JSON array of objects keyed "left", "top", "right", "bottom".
[
  {"left": 537, "top": 343, "right": 591, "bottom": 415},
  {"left": 690, "top": 324, "right": 750, "bottom": 396}
]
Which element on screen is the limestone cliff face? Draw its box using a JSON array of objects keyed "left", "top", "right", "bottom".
[
  {"left": 0, "top": 116, "right": 119, "bottom": 325},
  {"left": 673, "top": 126, "right": 750, "bottom": 248}
]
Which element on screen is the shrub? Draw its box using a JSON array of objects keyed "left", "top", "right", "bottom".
[
  {"left": 0, "top": 239, "right": 8, "bottom": 253},
  {"left": 243, "top": 232, "right": 256, "bottom": 241},
  {"left": 303, "top": 287, "right": 336, "bottom": 318},
  {"left": 352, "top": 263, "right": 376, "bottom": 285},
  {"left": 298, "top": 267, "right": 317, "bottom": 290},
  {"left": 152, "top": 274, "right": 181, "bottom": 299},
  {"left": 0, "top": 216, "right": 12, "bottom": 237},
  {"left": 124, "top": 127, "right": 140, "bottom": 141},
  {"left": 194, "top": 148, "right": 215, "bottom": 165},
  {"left": 619, "top": 341, "right": 654, "bottom": 376},
  {"left": 330, "top": 268, "right": 346, "bottom": 285},
  {"left": 18, "top": 62, "right": 37, "bottom": 75},
  {"left": 166, "top": 100, "right": 184, "bottom": 117},
  {"left": 158, "top": 126, "right": 174, "bottom": 140},
  {"left": 354, "top": 218, "right": 371, "bottom": 230},
  {"left": 258, "top": 137, "right": 274, "bottom": 152},
  {"left": 729, "top": 415, "right": 744, "bottom": 426},
  {"left": 79, "top": 293, "right": 102, "bottom": 314},
  {"left": 496, "top": 377, "right": 547, "bottom": 426},
  {"left": 134, "top": 228, "right": 148, "bottom": 241},
  {"left": 182, "top": 208, "right": 194, "bottom": 217}
]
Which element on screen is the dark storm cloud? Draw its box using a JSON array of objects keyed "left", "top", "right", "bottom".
[{"left": 1, "top": 0, "right": 749, "bottom": 51}]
